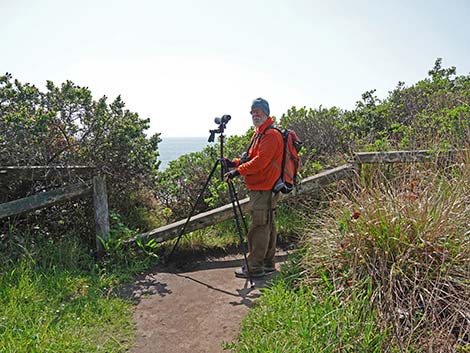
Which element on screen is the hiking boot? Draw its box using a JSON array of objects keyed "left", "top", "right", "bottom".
[
  {"left": 263, "top": 265, "right": 277, "bottom": 273},
  {"left": 234, "top": 267, "right": 265, "bottom": 279}
]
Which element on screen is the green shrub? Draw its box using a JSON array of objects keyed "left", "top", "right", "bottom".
[
  {"left": 279, "top": 105, "right": 349, "bottom": 170},
  {"left": 347, "top": 58, "right": 470, "bottom": 151},
  {"left": 0, "top": 73, "right": 161, "bottom": 234}
]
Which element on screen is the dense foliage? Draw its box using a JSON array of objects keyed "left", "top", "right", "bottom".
[
  {"left": 280, "top": 58, "right": 470, "bottom": 154},
  {"left": 279, "top": 105, "right": 348, "bottom": 173},
  {"left": 0, "top": 73, "right": 160, "bottom": 235},
  {"left": 154, "top": 131, "right": 252, "bottom": 221},
  {"left": 155, "top": 59, "right": 470, "bottom": 223},
  {"left": 346, "top": 59, "right": 470, "bottom": 150}
]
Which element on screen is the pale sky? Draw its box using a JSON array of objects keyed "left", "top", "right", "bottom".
[{"left": 1, "top": 0, "right": 469, "bottom": 138}]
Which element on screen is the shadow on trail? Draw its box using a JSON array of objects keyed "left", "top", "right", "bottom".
[
  {"left": 120, "top": 274, "right": 173, "bottom": 303},
  {"left": 120, "top": 252, "right": 290, "bottom": 306},
  {"left": 173, "top": 273, "right": 264, "bottom": 308},
  {"left": 170, "top": 253, "right": 289, "bottom": 272}
]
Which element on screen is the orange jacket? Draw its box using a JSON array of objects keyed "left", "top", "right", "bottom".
[{"left": 234, "top": 117, "right": 283, "bottom": 191}]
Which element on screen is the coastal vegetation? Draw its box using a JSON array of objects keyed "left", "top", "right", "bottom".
[
  {"left": 1, "top": 58, "right": 469, "bottom": 351},
  {"left": 228, "top": 157, "right": 470, "bottom": 352}
]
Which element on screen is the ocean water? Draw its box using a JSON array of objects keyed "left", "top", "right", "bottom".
[{"left": 158, "top": 137, "right": 210, "bottom": 170}]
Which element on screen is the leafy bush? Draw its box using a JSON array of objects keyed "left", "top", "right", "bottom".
[
  {"left": 0, "top": 75, "right": 160, "bottom": 174},
  {"left": 279, "top": 105, "right": 348, "bottom": 171},
  {"left": 154, "top": 132, "right": 252, "bottom": 222},
  {"left": 345, "top": 58, "right": 470, "bottom": 150},
  {"left": 0, "top": 73, "right": 161, "bottom": 235}
]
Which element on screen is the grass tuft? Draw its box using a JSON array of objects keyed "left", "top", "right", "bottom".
[{"left": 301, "top": 157, "right": 470, "bottom": 351}]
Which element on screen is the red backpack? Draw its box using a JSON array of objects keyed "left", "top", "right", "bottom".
[{"left": 266, "top": 126, "right": 303, "bottom": 194}]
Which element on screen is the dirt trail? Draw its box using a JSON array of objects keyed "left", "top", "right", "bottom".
[{"left": 127, "top": 251, "right": 289, "bottom": 353}]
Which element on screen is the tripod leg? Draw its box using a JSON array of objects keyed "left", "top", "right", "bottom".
[
  {"left": 220, "top": 158, "right": 248, "bottom": 234},
  {"left": 167, "top": 160, "right": 220, "bottom": 260},
  {"left": 228, "top": 181, "right": 248, "bottom": 233},
  {"left": 227, "top": 179, "right": 254, "bottom": 288}
]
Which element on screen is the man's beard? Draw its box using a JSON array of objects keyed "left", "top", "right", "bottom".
[{"left": 252, "top": 116, "right": 265, "bottom": 127}]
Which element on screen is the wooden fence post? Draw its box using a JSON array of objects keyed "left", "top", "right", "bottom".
[
  {"left": 93, "top": 175, "right": 110, "bottom": 257},
  {"left": 351, "top": 154, "right": 362, "bottom": 182}
]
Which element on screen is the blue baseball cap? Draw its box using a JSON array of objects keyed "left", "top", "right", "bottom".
[{"left": 251, "top": 97, "right": 270, "bottom": 116}]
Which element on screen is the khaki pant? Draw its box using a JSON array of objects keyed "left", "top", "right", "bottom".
[{"left": 246, "top": 190, "right": 280, "bottom": 272}]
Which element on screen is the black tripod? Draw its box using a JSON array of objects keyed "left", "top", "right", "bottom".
[{"left": 168, "top": 115, "right": 254, "bottom": 288}]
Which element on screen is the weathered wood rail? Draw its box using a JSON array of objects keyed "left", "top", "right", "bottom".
[
  {"left": 0, "top": 182, "right": 92, "bottom": 218},
  {"left": 127, "top": 164, "right": 355, "bottom": 244},
  {"left": 352, "top": 149, "right": 462, "bottom": 164},
  {"left": 2, "top": 149, "right": 464, "bottom": 252},
  {"left": 130, "top": 148, "right": 466, "bottom": 245},
  {"left": 0, "top": 165, "right": 95, "bottom": 180},
  {"left": 0, "top": 166, "right": 109, "bottom": 256}
]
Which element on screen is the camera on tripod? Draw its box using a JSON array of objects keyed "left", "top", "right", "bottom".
[
  {"left": 208, "top": 114, "right": 231, "bottom": 142},
  {"left": 171, "top": 111, "right": 254, "bottom": 286}
]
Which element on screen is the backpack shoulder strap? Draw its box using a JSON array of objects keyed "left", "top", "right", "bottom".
[
  {"left": 260, "top": 124, "right": 283, "bottom": 139},
  {"left": 244, "top": 125, "right": 283, "bottom": 159}
]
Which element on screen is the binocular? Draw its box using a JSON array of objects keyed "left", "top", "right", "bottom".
[
  {"left": 214, "top": 114, "right": 231, "bottom": 125},
  {"left": 208, "top": 114, "right": 232, "bottom": 142}
]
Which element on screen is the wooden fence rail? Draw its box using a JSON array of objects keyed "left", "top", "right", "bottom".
[
  {"left": 127, "top": 164, "right": 356, "bottom": 244},
  {"left": 0, "top": 165, "right": 95, "bottom": 181},
  {"left": 130, "top": 148, "right": 466, "bottom": 245},
  {"left": 352, "top": 149, "right": 463, "bottom": 164},
  {"left": 0, "top": 168, "right": 109, "bottom": 256},
  {"left": 0, "top": 182, "right": 92, "bottom": 219},
  {"left": 2, "top": 149, "right": 465, "bottom": 252}
]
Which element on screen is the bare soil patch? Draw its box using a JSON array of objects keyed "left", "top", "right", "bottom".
[{"left": 126, "top": 251, "right": 289, "bottom": 353}]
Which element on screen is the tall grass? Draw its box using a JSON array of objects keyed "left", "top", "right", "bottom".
[
  {"left": 302, "top": 155, "right": 470, "bottom": 351},
  {"left": 230, "top": 153, "right": 469, "bottom": 352}
]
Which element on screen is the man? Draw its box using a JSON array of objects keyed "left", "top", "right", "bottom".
[{"left": 224, "top": 97, "right": 284, "bottom": 278}]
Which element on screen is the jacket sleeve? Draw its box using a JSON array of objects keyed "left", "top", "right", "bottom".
[{"left": 237, "top": 131, "right": 280, "bottom": 175}]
